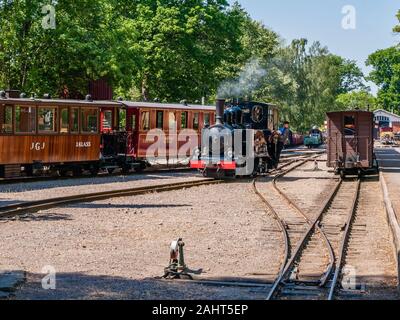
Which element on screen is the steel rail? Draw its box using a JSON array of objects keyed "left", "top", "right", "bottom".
[
  {"left": 266, "top": 177, "right": 342, "bottom": 300},
  {"left": 328, "top": 178, "right": 361, "bottom": 300},
  {"left": 252, "top": 156, "right": 328, "bottom": 299},
  {"left": 271, "top": 170, "right": 338, "bottom": 287}
]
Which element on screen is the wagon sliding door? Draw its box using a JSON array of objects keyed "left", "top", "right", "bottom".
[
  {"left": 343, "top": 113, "right": 358, "bottom": 164},
  {"left": 356, "top": 112, "right": 373, "bottom": 167},
  {"left": 342, "top": 112, "right": 373, "bottom": 168}
]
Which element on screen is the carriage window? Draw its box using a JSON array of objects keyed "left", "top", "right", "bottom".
[
  {"left": 193, "top": 113, "right": 199, "bottom": 130},
  {"left": 15, "top": 106, "right": 36, "bottom": 133},
  {"left": 156, "top": 111, "right": 164, "bottom": 129},
  {"left": 181, "top": 112, "right": 188, "bottom": 129},
  {"left": 204, "top": 113, "right": 210, "bottom": 126},
  {"left": 38, "top": 107, "right": 56, "bottom": 133},
  {"left": 60, "top": 108, "right": 69, "bottom": 133},
  {"left": 71, "top": 107, "right": 79, "bottom": 133},
  {"left": 168, "top": 112, "right": 176, "bottom": 130},
  {"left": 103, "top": 110, "right": 113, "bottom": 130},
  {"left": 1, "top": 105, "right": 13, "bottom": 133},
  {"left": 141, "top": 111, "right": 150, "bottom": 131},
  {"left": 344, "top": 115, "right": 356, "bottom": 136},
  {"left": 81, "top": 108, "right": 98, "bottom": 133}
]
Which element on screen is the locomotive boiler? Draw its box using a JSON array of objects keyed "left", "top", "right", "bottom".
[{"left": 190, "top": 99, "right": 283, "bottom": 178}]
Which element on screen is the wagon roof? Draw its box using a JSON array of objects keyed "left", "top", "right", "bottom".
[
  {"left": 0, "top": 97, "right": 121, "bottom": 107},
  {"left": 121, "top": 101, "right": 215, "bottom": 111}
]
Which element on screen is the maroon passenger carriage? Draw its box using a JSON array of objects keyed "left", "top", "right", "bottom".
[{"left": 0, "top": 91, "right": 216, "bottom": 178}]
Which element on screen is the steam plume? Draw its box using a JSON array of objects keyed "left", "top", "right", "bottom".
[{"left": 217, "top": 58, "right": 267, "bottom": 98}]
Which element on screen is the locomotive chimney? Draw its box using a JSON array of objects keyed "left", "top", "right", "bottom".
[{"left": 216, "top": 98, "right": 225, "bottom": 125}]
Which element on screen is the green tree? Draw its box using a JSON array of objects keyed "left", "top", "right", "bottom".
[
  {"left": 335, "top": 91, "right": 377, "bottom": 111},
  {"left": 0, "top": 0, "right": 140, "bottom": 97},
  {"left": 255, "top": 39, "right": 365, "bottom": 132},
  {"left": 113, "top": 0, "right": 247, "bottom": 102},
  {"left": 367, "top": 47, "right": 400, "bottom": 112},
  {"left": 394, "top": 10, "right": 400, "bottom": 33}
]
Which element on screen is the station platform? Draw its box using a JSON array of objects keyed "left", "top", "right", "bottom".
[{"left": 375, "top": 147, "right": 400, "bottom": 224}]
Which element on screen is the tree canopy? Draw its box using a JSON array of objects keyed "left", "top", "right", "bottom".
[
  {"left": 367, "top": 47, "right": 400, "bottom": 112},
  {"left": 253, "top": 39, "right": 365, "bottom": 132},
  {"left": 0, "top": 1, "right": 374, "bottom": 130}
]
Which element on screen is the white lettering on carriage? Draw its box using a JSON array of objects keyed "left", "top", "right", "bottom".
[
  {"left": 76, "top": 141, "right": 91, "bottom": 148},
  {"left": 30, "top": 142, "right": 46, "bottom": 151}
]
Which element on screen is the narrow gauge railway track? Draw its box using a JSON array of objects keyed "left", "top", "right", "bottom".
[
  {"left": 0, "top": 156, "right": 314, "bottom": 220},
  {"left": 0, "top": 179, "right": 221, "bottom": 219},
  {"left": 260, "top": 173, "right": 362, "bottom": 300},
  {"left": 168, "top": 155, "right": 324, "bottom": 289}
]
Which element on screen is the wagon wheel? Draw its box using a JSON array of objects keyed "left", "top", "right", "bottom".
[
  {"left": 90, "top": 166, "right": 100, "bottom": 176},
  {"left": 121, "top": 165, "right": 131, "bottom": 175},
  {"left": 134, "top": 167, "right": 145, "bottom": 173},
  {"left": 134, "top": 162, "right": 147, "bottom": 174},
  {"left": 72, "top": 167, "right": 83, "bottom": 177},
  {"left": 59, "top": 169, "right": 69, "bottom": 177}
]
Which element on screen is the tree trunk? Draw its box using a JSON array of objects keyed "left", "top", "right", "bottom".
[{"left": 141, "top": 75, "right": 149, "bottom": 101}]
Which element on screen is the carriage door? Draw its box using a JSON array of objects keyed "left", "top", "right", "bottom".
[
  {"left": 126, "top": 108, "right": 139, "bottom": 156},
  {"left": 343, "top": 113, "right": 358, "bottom": 165}
]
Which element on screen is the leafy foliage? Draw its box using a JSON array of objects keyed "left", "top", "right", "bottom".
[
  {"left": 0, "top": 1, "right": 369, "bottom": 131},
  {"left": 335, "top": 91, "right": 377, "bottom": 111},
  {"left": 254, "top": 40, "right": 365, "bottom": 132},
  {"left": 0, "top": 0, "right": 140, "bottom": 97},
  {"left": 367, "top": 47, "right": 400, "bottom": 112}
]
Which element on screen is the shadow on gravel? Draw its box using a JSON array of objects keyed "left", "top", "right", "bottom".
[
  {"left": 68, "top": 203, "right": 192, "bottom": 210},
  {"left": 10, "top": 272, "right": 272, "bottom": 300},
  {"left": 0, "top": 200, "right": 27, "bottom": 207},
  {"left": 1, "top": 212, "right": 73, "bottom": 222},
  {"left": 8, "top": 271, "right": 399, "bottom": 300}
]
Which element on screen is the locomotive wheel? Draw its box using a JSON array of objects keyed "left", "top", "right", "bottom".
[
  {"left": 340, "top": 171, "right": 346, "bottom": 179},
  {"left": 107, "top": 168, "right": 115, "bottom": 175}
]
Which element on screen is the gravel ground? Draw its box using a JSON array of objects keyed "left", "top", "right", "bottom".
[
  {"left": 338, "top": 177, "right": 399, "bottom": 300},
  {"left": 1, "top": 159, "right": 398, "bottom": 300},
  {"left": 0, "top": 181, "right": 280, "bottom": 300},
  {"left": 0, "top": 171, "right": 204, "bottom": 205}
]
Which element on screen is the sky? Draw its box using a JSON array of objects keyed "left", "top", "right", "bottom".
[{"left": 231, "top": 0, "right": 399, "bottom": 95}]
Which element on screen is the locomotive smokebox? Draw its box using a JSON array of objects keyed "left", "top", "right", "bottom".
[{"left": 216, "top": 99, "right": 225, "bottom": 125}]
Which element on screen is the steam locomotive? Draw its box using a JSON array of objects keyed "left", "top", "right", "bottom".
[{"left": 190, "top": 99, "right": 284, "bottom": 178}]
